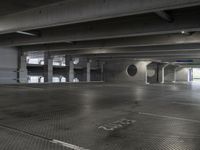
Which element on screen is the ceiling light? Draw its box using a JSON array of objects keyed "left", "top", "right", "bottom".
[
  {"left": 180, "top": 31, "right": 194, "bottom": 36},
  {"left": 181, "top": 31, "right": 186, "bottom": 34},
  {"left": 16, "top": 31, "right": 37, "bottom": 36}
]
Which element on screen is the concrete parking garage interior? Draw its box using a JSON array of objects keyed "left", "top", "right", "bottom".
[{"left": 0, "top": 0, "right": 200, "bottom": 150}]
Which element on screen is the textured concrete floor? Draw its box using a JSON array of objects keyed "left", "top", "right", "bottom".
[{"left": 0, "top": 83, "right": 200, "bottom": 150}]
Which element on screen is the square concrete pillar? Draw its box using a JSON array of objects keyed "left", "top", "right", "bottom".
[
  {"left": 161, "top": 64, "right": 169, "bottom": 84},
  {"left": 145, "top": 62, "right": 152, "bottom": 84},
  {"left": 65, "top": 55, "right": 70, "bottom": 82},
  {"left": 100, "top": 62, "right": 104, "bottom": 81},
  {"left": 69, "top": 58, "right": 74, "bottom": 82},
  {"left": 87, "top": 60, "right": 92, "bottom": 82},
  {"left": 173, "top": 68, "right": 177, "bottom": 83},
  {"left": 18, "top": 52, "right": 28, "bottom": 83},
  {"left": 44, "top": 52, "right": 53, "bottom": 83},
  {"left": 38, "top": 77, "right": 43, "bottom": 83}
]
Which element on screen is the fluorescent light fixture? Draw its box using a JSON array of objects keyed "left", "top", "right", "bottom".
[
  {"left": 181, "top": 31, "right": 186, "bottom": 34},
  {"left": 16, "top": 31, "right": 36, "bottom": 36}
]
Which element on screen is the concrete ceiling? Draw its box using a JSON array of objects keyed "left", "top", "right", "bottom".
[
  {"left": 1, "top": 6, "right": 200, "bottom": 47},
  {"left": 0, "top": 0, "right": 200, "bottom": 34},
  {"left": 0, "top": 0, "right": 200, "bottom": 62},
  {"left": 0, "top": 0, "right": 65, "bottom": 16}
]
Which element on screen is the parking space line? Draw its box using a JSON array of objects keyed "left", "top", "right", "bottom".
[
  {"left": 139, "top": 112, "right": 200, "bottom": 123},
  {"left": 0, "top": 123, "right": 89, "bottom": 150},
  {"left": 52, "top": 139, "right": 89, "bottom": 150},
  {"left": 172, "top": 102, "right": 200, "bottom": 107}
]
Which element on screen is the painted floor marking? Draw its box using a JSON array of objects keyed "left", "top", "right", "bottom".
[
  {"left": 98, "top": 119, "right": 136, "bottom": 131},
  {"left": 0, "top": 123, "right": 89, "bottom": 150},
  {"left": 52, "top": 139, "right": 89, "bottom": 150},
  {"left": 139, "top": 112, "right": 200, "bottom": 124},
  {"left": 172, "top": 102, "right": 200, "bottom": 107}
]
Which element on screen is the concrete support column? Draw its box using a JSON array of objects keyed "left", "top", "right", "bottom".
[
  {"left": 44, "top": 52, "right": 53, "bottom": 83},
  {"left": 64, "top": 55, "right": 69, "bottom": 82},
  {"left": 87, "top": 59, "right": 91, "bottom": 82},
  {"left": 69, "top": 58, "right": 74, "bottom": 82},
  {"left": 18, "top": 51, "right": 28, "bottom": 83},
  {"left": 161, "top": 64, "right": 169, "bottom": 84},
  {"left": 59, "top": 76, "right": 62, "bottom": 83},
  {"left": 145, "top": 62, "right": 152, "bottom": 84},
  {"left": 189, "top": 68, "right": 193, "bottom": 82},
  {"left": 145, "top": 69, "right": 149, "bottom": 84},
  {"left": 100, "top": 62, "right": 104, "bottom": 81},
  {"left": 38, "top": 76, "right": 42, "bottom": 83},
  {"left": 173, "top": 67, "right": 178, "bottom": 83}
]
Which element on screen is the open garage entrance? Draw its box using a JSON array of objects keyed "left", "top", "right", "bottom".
[{"left": 191, "top": 68, "right": 200, "bottom": 82}]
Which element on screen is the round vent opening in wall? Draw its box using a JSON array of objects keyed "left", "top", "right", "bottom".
[{"left": 127, "top": 65, "right": 137, "bottom": 77}]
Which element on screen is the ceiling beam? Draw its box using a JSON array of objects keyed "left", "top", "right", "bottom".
[
  {"left": 0, "top": 0, "right": 200, "bottom": 34},
  {"left": 155, "top": 11, "right": 174, "bottom": 22},
  {"left": 2, "top": 9, "right": 200, "bottom": 47},
  {"left": 90, "top": 54, "right": 200, "bottom": 59},
  {"left": 48, "top": 46, "right": 200, "bottom": 56},
  {"left": 46, "top": 46, "right": 200, "bottom": 60},
  {"left": 50, "top": 50, "right": 200, "bottom": 56},
  {"left": 20, "top": 33, "right": 200, "bottom": 52},
  {"left": 22, "top": 43, "right": 200, "bottom": 53}
]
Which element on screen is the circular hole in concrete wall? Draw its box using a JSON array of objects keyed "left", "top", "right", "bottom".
[{"left": 127, "top": 65, "right": 137, "bottom": 76}]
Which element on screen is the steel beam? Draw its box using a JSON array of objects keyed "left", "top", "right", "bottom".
[{"left": 2, "top": 9, "right": 200, "bottom": 46}]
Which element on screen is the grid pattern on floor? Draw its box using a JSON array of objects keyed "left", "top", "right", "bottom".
[{"left": 0, "top": 83, "right": 200, "bottom": 150}]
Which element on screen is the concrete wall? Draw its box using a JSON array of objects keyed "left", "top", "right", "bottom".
[
  {"left": 75, "top": 69, "right": 102, "bottom": 82},
  {"left": 176, "top": 68, "right": 189, "bottom": 82},
  {"left": 147, "top": 62, "right": 159, "bottom": 83},
  {"left": 73, "top": 59, "right": 102, "bottom": 82},
  {"left": 164, "top": 65, "right": 175, "bottom": 83},
  {"left": 104, "top": 59, "right": 150, "bottom": 83},
  {"left": 28, "top": 66, "right": 102, "bottom": 82},
  {"left": 0, "top": 47, "right": 18, "bottom": 84}
]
